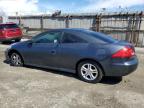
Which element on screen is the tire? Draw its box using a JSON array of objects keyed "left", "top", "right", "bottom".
[
  {"left": 1, "top": 41, "right": 11, "bottom": 44},
  {"left": 10, "top": 52, "right": 23, "bottom": 66},
  {"left": 15, "top": 39, "right": 21, "bottom": 42},
  {"left": 77, "top": 60, "right": 103, "bottom": 83}
]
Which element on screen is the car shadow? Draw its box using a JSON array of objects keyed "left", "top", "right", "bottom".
[
  {"left": 3, "top": 60, "right": 122, "bottom": 85},
  {"left": 3, "top": 60, "right": 10, "bottom": 64},
  {"left": 0, "top": 41, "right": 14, "bottom": 45},
  {"left": 100, "top": 76, "right": 122, "bottom": 84}
]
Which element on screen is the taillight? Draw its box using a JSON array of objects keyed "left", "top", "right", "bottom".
[
  {"left": 112, "top": 47, "right": 135, "bottom": 58},
  {"left": 2, "top": 30, "right": 5, "bottom": 34}
]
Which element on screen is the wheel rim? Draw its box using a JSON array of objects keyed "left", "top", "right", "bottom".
[
  {"left": 11, "top": 53, "right": 22, "bottom": 66},
  {"left": 81, "top": 63, "right": 98, "bottom": 81}
]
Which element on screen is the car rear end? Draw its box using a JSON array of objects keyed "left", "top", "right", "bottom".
[
  {"left": 0, "top": 23, "right": 22, "bottom": 42},
  {"left": 103, "top": 41, "right": 138, "bottom": 76},
  {"left": 81, "top": 30, "right": 138, "bottom": 77}
]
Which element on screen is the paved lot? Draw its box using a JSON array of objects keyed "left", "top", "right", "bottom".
[{"left": 0, "top": 43, "right": 144, "bottom": 108}]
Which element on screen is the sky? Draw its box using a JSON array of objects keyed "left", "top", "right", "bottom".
[{"left": 0, "top": 0, "right": 144, "bottom": 16}]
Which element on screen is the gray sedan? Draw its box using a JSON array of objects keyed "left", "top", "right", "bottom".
[{"left": 5, "top": 29, "right": 138, "bottom": 83}]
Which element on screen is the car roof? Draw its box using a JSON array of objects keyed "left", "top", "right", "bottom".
[
  {"left": 56, "top": 28, "right": 87, "bottom": 31},
  {"left": 48, "top": 28, "right": 103, "bottom": 36},
  {"left": 48, "top": 28, "right": 90, "bottom": 32}
]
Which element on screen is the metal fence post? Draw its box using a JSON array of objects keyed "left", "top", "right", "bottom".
[
  {"left": 96, "top": 15, "right": 101, "bottom": 32},
  {"left": 136, "top": 11, "right": 143, "bottom": 46},
  {"left": 66, "top": 15, "right": 69, "bottom": 28},
  {"left": 40, "top": 16, "right": 44, "bottom": 31}
]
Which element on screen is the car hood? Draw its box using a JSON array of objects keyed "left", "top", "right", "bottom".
[{"left": 11, "top": 40, "right": 29, "bottom": 48}]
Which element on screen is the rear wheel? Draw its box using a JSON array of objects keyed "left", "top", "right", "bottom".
[
  {"left": 1, "top": 41, "right": 11, "bottom": 44},
  {"left": 10, "top": 52, "right": 23, "bottom": 66},
  {"left": 77, "top": 61, "right": 103, "bottom": 83}
]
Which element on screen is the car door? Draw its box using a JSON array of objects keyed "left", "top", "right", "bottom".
[
  {"left": 23, "top": 31, "right": 62, "bottom": 67},
  {"left": 55, "top": 32, "right": 88, "bottom": 70}
]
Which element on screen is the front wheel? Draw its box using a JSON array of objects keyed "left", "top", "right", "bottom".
[
  {"left": 10, "top": 52, "right": 23, "bottom": 66},
  {"left": 77, "top": 61, "right": 103, "bottom": 83}
]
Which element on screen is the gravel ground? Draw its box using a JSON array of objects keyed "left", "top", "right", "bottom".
[{"left": 0, "top": 44, "right": 144, "bottom": 108}]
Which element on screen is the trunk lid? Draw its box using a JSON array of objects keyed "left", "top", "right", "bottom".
[
  {"left": 116, "top": 40, "right": 135, "bottom": 52},
  {"left": 4, "top": 28, "right": 22, "bottom": 38}
]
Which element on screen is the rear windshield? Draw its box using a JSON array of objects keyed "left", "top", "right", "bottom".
[
  {"left": 82, "top": 30, "right": 117, "bottom": 43},
  {"left": 0, "top": 24, "right": 19, "bottom": 29}
]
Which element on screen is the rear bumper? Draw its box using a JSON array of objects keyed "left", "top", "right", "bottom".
[
  {"left": 0, "top": 36, "right": 22, "bottom": 42},
  {"left": 104, "top": 56, "right": 138, "bottom": 76}
]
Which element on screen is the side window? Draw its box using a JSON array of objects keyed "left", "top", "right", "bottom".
[
  {"left": 0, "top": 25, "right": 4, "bottom": 30},
  {"left": 5, "top": 24, "right": 19, "bottom": 29},
  {"left": 62, "top": 33, "right": 86, "bottom": 43},
  {"left": 33, "top": 32, "right": 61, "bottom": 43}
]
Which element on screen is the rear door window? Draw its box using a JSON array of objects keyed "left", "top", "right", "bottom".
[
  {"left": 0, "top": 25, "right": 4, "bottom": 30},
  {"left": 61, "top": 33, "right": 86, "bottom": 43},
  {"left": 5, "top": 24, "right": 19, "bottom": 29},
  {"left": 0, "top": 24, "right": 19, "bottom": 30},
  {"left": 83, "top": 30, "right": 117, "bottom": 44}
]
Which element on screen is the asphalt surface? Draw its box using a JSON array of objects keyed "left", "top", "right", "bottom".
[{"left": 0, "top": 43, "right": 144, "bottom": 108}]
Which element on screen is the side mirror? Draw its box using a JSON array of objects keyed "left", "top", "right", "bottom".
[
  {"left": 54, "top": 39, "right": 58, "bottom": 44},
  {"left": 29, "top": 40, "right": 34, "bottom": 44},
  {"left": 54, "top": 39, "right": 59, "bottom": 46},
  {"left": 27, "top": 40, "right": 33, "bottom": 47}
]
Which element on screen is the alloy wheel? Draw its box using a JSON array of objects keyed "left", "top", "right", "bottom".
[
  {"left": 11, "top": 53, "right": 23, "bottom": 66},
  {"left": 81, "top": 63, "right": 98, "bottom": 81}
]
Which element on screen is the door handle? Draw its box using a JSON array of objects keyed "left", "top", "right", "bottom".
[{"left": 51, "top": 50, "right": 56, "bottom": 54}]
